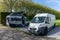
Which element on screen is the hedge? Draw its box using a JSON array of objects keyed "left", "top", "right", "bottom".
[
  {"left": 0, "top": 12, "right": 60, "bottom": 25},
  {"left": 0, "top": 12, "right": 35, "bottom": 25},
  {"left": 0, "top": 12, "right": 10, "bottom": 25},
  {"left": 0, "top": 13, "right": 1, "bottom": 24}
]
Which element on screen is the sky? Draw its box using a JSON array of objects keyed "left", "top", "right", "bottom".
[{"left": 33, "top": 0, "right": 60, "bottom": 11}]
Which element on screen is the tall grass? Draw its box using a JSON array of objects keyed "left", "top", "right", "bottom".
[{"left": 56, "top": 20, "right": 60, "bottom": 26}]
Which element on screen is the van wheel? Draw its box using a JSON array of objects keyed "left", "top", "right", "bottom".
[
  {"left": 25, "top": 23, "right": 29, "bottom": 27},
  {"left": 53, "top": 24, "right": 56, "bottom": 28},
  {"left": 42, "top": 27, "right": 48, "bottom": 36},
  {"left": 9, "top": 24, "right": 14, "bottom": 28}
]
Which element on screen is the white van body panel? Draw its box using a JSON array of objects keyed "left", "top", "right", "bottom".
[{"left": 47, "top": 14, "right": 56, "bottom": 29}]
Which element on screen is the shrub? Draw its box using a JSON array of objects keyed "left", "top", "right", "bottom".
[
  {"left": 0, "top": 12, "right": 10, "bottom": 25},
  {"left": 0, "top": 12, "right": 60, "bottom": 25}
]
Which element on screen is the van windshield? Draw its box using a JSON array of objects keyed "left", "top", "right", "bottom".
[
  {"left": 11, "top": 18, "right": 22, "bottom": 21},
  {"left": 31, "top": 17, "right": 45, "bottom": 23}
]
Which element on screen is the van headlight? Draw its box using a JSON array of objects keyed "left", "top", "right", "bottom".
[
  {"left": 28, "top": 27, "right": 37, "bottom": 31},
  {"left": 28, "top": 27, "right": 30, "bottom": 30},
  {"left": 30, "top": 28, "right": 36, "bottom": 30}
]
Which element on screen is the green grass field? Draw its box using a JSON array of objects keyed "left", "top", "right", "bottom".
[{"left": 56, "top": 20, "right": 60, "bottom": 26}]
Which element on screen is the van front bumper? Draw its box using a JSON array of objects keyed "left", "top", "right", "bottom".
[{"left": 28, "top": 29, "right": 42, "bottom": 35}]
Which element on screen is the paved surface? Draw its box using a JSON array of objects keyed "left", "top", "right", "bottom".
[
  {"left": 0, "top": 24, "right": 59, "bottom": 40},
  {"left": 20, "top": 26, "right": 60, "bottom": 39},
  {"left": 0, "top": 28, "right": 57, "bottom": 40},
  {"left": 47, "top": 27, "right": 60, "bottom": 39}
]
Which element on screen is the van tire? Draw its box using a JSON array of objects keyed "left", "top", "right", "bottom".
[
  {"left": 42, "top": 27, "right": 48, "bottom": 36},
  {"left": 9, "top": 24, "right": 12, "bottom": 27},
  {"left": 25, "top": 23, "right": 29, "bottom": 27},
  {"left": 53, "top": 23, "right": 56, "bottom": 28},
  {"left": 9, "top": 24, "right": 14, "bottom": 28}
]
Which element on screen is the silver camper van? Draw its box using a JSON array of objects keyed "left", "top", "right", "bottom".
[{"left": 6, "top": 12, "right": 29, "bottom": 27}]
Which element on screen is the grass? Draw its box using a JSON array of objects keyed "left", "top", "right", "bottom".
[{"left": 56, "top": 20, "right": 60, "bottom": 26}]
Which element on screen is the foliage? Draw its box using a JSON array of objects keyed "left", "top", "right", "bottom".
[
  {"left": 0, "top": 0, "right": 32, "bottom": 12},
  {"left": 0, "top": 3, "right": 7, "bottom": 12},
  {"left": 0, "top": 0, "right": 60, "bottom": 25},
  {"left": 56, "top": 20, "right": 60, "bottom": 26},
  {"left": 0, "top": 13, "right": 1, "bottom": 23},
  {"left": 0, "top": 12, "right": 10, "bottom": 25},
  {"left": 23, "top": 2, "right": 60, "bottom": 20}
]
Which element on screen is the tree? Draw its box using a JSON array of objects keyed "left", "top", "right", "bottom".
[
  {"left": 0, "top": 0, "right": 60, "bottom": 19},
  {"left": 2, "top": 0, "right": 32, "bottom": 12}
]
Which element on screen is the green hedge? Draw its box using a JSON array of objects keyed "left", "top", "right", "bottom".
[
  {"left": 0, "top": 12, "right": 35, "bottom": 25},
  {"left": 0, "top": 12, "right": 10, "bottom": 25},
  {"left": 25, "top": 12, "right": 60, "bottom": 20},
  {"left": 0, "top": 13, "right": 1, "bottom": 24},
  {"left": 0, "top": 12, "right": 60, "bottom": 25}
]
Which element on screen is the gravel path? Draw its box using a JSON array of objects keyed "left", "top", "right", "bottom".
[
  {"left": 0, "top": 28, "right": 57, "bottom": 40},
  {"left": 0, "top": 24, "right": 58, "bottom": 40},
  {"left": 19, "top": 26, "right": 60, "bottom": 39}
]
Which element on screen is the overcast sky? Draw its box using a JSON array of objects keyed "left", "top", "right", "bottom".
[{"left": 33, "top": 0, "right": 60, "bottom": 11}]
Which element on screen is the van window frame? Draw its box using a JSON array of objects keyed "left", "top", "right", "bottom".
[{"left": 45, "top": 17, "right": 50, "bottom": 24}]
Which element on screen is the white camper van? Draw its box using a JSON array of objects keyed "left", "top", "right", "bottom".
[
  {"left": 6, "top": 12, "right": 29, "bottom": 27},
  {"left": 28, "top": 13, "right": 56, "bottom": 35}
]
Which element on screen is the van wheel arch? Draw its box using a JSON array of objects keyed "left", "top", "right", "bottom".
[
  {"left": 53, "top": 23, "right": 56, "bottom": 28},
  {"left": 42, "top": 27, "right": 48, "bottom": 36}
]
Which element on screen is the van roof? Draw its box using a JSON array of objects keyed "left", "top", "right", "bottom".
[{"left": 35, "top": 13, "right": 53, "bottom": 17}]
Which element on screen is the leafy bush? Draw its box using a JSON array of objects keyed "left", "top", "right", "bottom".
[
  {"left": 0, "top": 2, "right": 60, "bottom": 25},
  {"left": 24, "top": 2, "right": 60, "bottom": 20},
  {"left": 0, "top": 13, "right": 1, "bottom": 23},
  {"left": 0, "top": 12, "right": 10, "bottom": 25},
  {"left": 56, "top": 20, "right": 60, "bottom": 26}
]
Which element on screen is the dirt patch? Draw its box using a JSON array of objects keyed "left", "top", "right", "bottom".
[
  {"left": 0, "top": 28, "right": 57, "bottom": 40},
  {"left": 0, "top": 24, "right": 58, "bottom": 40}
]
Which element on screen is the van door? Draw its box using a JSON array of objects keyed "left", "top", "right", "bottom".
[
  {"left": 45, "top": 17, "right": 51, "bottom": 29},
  {"left": 22, "top": 16, "right": 25, "bottom": 25},
  {"left": 24, "top": 17, "right": 29, "bottom": 25},
  {"left": 48, "top": 17, "right": 52, "bottom": 28},
  {"left": 6, "top": 17, "right": 9, "bottom": 26}
]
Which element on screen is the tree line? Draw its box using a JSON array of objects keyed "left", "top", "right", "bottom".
[{"left": 0, "top": 0, "right": 60, "bottom": 20}]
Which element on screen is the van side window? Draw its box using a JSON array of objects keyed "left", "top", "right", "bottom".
[
  {"left": 45, "top": 17, "right": 49, "bottom": 24},
  {"left": 49, "top": 18, "right": 51, "bottom": 21},
  {"left": 47, "top": 17, "right": 49, "bottom": 21},
  {"left": 25, "top": 18, "right": 28, "bottom": 21},
  {"left": 24, "top": 17, "right": 27, "bottom": 21}
]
